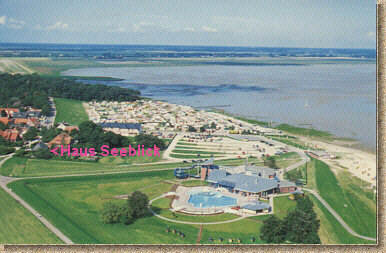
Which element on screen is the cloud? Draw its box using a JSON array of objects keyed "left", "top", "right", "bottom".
[
  {"left": 132, "top": 21, "right": 155, "bottom": 32},
  {"left": 0, "top": 16, "right": 6, "bottom": 25},
  {"left": 367, "top": 31, "right": 375, "bottom": 38},
  {"left": 0, "top": 16, "right": 25, "bottom": 29},
  {"left": 201, "top": 26, "right": 217, "bottom": 33},
  {"left": 114, "top": 27, "right": 126, "bottom": 32},
  {"left": 46, "top": 21, "right": 69, "bottom": 31},
  {"left": 8, "top": 18, "right": 25, "bottom": 29},
  {"left": 182, "top": 27, "right": 195, "bottom": 32}
]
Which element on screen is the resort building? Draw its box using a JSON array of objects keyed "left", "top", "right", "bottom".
[
  {"left": 98, "top": 122, "right": 142, "bottom": 136},
  {"left": 0, "top": 128, "right": 20, "bottom": 142},
  {"left": 240, "top": 202, "right": 271, "bottom": 214},
  {"left": 47, "top": 132, "right": 72, "bottom": 148},
  {"left": 203, "top": 167, "right": 296, "bottom": 197}
]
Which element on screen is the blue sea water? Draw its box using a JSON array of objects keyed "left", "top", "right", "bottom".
[{"left": 63, "top": 63, "right": 376, "bottom": 151}]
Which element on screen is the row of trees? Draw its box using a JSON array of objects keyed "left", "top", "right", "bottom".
[
  {"left": 260, "top": 195, "right": 320, "bottom": 244},
  {"left": 101, "top": 191, "right": 149, "bottom": 225},
  {"left": 70, "top": 121, "right": 167, "bottom": 151},
  {"left": 70, "top": 121, "right": 131, "bottom": 151},
  {"left": 188, "top": 122, "right": 217, "bottom": 133},
  {"left": 0, "top": 73, "right": 141, "bottom": 115}
]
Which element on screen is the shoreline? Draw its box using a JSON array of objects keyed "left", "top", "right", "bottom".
[{"left": 210, "top": 108, "right": 375, "bottom": 155}]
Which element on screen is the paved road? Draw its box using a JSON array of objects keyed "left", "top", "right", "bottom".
[
  {"left": 303, "top": 188, "right": 376, "bottom": 242},
  {"left": 162, "top": 133, "right": 183, "bottom": 161},
  {"left": 0, "top": 154, "right": 74, "bottom": 244}
]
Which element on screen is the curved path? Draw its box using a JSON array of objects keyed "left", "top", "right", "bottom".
[
  {"left": 303, "top": 188, "right": 376, "bottom": 242},
  {"left": 148, "top": 193, "right": 249, "bottom": 225}
]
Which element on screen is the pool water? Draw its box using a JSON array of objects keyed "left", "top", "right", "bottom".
[{"left": 188, "top": 191, "right": 237, "bottom": 208}]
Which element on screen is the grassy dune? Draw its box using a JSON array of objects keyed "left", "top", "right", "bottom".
[
  {"left": 313, "top": 159, "right": 376, "bottom": 238},
  {"left": 308, "top": 194, "right": 374, "bottom": 244}
]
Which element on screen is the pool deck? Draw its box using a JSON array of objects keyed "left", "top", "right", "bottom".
[{"left": 171, "top": 186, "right": 262, "bottom": 215}]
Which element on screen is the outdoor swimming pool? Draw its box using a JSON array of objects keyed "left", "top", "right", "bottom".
[{"left": 188, "top": 190, "right": 237, "bottom": 208}]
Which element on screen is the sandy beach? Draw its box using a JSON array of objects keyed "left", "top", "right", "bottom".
[{"left": 299, "top": 136, "right": 376, "bottom": 188}]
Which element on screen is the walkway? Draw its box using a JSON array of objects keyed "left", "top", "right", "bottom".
[
  {"left": 162, "top": 133, "right": 183, "bottom": 161},
  {"left": 303, "top": 188, "right": 376, "bottom": 242}
]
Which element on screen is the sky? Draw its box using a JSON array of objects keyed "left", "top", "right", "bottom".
[{"left": 0, "top": 0, "right": 376, "bottom": 48}]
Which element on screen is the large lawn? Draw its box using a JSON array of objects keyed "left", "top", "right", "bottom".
[
  {"left": 1, "top": 156, "right": 269, "bottom": 177},
  {"left": 273, "top": 195, "right": 297, "bottom": 219},
  {"left": 313, "top": 158, "right": 376, "bottom": 238},
  {"left": 199, "top": 216, "right": 269, "bottom": 244},
  {"left": 2, "top": 157, "right": 185, "bottom": 177},
  {"left": 54, "top": 98, "right": 88, "bottom": 125},
  {"left": 7, "top": 170, "right": 268, "bottom": 244},
  {"left": 0, "top": 157, "right": 27, "bottom": 176},
  {"left": 9, "top": 170, "right": 201, "bottom": 244},
  {"left": 0, "top": 187, "right": 62, "bottom": 244},
  {"left": 308, "top": 194, "right": 374, "bottom": 244}
]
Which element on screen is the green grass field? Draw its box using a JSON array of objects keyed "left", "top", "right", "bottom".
[
  {"left": 0, "top": 157, "right": 27, "bottom": 176},
  {"left": 0, "top": 187, "right": 62, "bottom": 244},
  {"left": 98, "top": 151, "right": 164, "bottom": 165},
  {"left": 172, "top": 149, "right": 223, "bottom": 155},
  {"left": 275, "top": 124, "right": 332, "bottom": 138},
  {"left": 6, "top": 169, "right": 274, "bottom": 244},
  {"left": 170, "top": 154, "right": 224, "bottom": 159},
  {"left": 273, "top": 196, "right": 297, "bottom": 219},
  {"left": 308, "top": 194, "right": 374, "bottom": 244},
  {"left": 8, "top": 170, "right": 202, "bottom": 244},
  {"left": 2, "top": 157, "right": 184, "bottom": 177},
  {"left": 4, "top": 157, "right": 375, "bottom": 244},
  {"left": 54, "top": 98, "right": 89, "bottom": 125},
  {"left": 180, "top": 180, "right": 209, "bottom": 187},
  {"left": 176, "top": 142, "right": 197, "bottom": 146},
  {"left": 313, "top": 158, "right": 376, "bottom": 238},
  {"left": 199, "top": 216, "right": 270, "bottom": 244},
  {"left": 1, "top": 156, "right": 268, "bottom": 177}
]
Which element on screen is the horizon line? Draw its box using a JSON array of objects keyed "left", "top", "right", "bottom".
[{"left": 0, "top": 41, "right": 376, "bottom": 51}]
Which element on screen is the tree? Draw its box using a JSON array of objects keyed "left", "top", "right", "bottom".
[
  {"left": 0, "top": 122, "right": 7, "bottom": 131},
  {"left": 119, "top": 206, "right": 134, "bottom": 225},
  {"left": 200, "top": 126, "right": 206, "bottom": 132},
  {"left": 188, "top": 126, "right": 196, "bottom": 132},
  {"left": 14, "top": 148, "right": 27, "bottom": 157},
  {"left": 33, "top": 149, "right": 53, "bottom": 159},
  {"left": 283, "top": 196, "right": 320, "bottom": 244},
  {"left": 0, "top": 145, "right": 15, "bottom": 155},
  {"left": 127, "top": 191, "right": 149, "bottom": 218},
  {"left": 41, "top": 127, "right": 62, "bottom": 143},
  {"left": 23, "top": 127, "right": 38, "bottom": 141},
  {"left": 0, "top": 110, "right": 7, "bottom": 117},
  {"left": 264, "top": 156, "right": 277, "bottom": 169},
  {"left": 134, "top": 134, "right": 166, "bottom": 150},
  {"left": 210, "top": 122, "right": 217, "bottom": 129},
  {"left": 260, "top": 216, "right": 286, "bottom": 243},
  {"left": 101, "top": 202, "right": 123, "bottom": 224}
]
